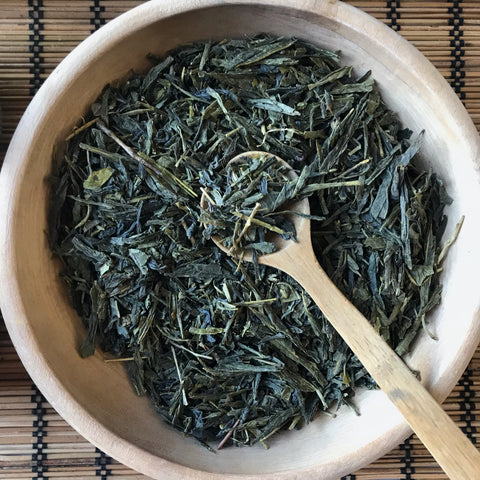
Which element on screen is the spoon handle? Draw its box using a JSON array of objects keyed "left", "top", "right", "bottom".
[{"left": 269, "top": 245, "right": 480, "bottom": 480}]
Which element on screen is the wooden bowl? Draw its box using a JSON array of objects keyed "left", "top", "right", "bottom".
[{"left": 1, "top": 1, "right": 480, "bottom": 478}]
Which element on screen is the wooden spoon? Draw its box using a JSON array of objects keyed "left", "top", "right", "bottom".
[{"left": 201, "top": 151, "right": 480, "bottom": 480}]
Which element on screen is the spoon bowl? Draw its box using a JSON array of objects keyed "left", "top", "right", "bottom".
[{"left": 200, "top": 151, "right": 311, "bottom": 262}]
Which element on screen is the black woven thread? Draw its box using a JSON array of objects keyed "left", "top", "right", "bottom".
[
  {"left": 399, "top": 436, "right": 415, "bottom": 479},
  {"left": 449, "top": 0, "right": 466, "bottom": 100},
  {"left": 28, "top": 0, "right": 44, "bottom": 96},
  {"left": 459, "top": 368, "right": 477, "bottom": 444},
  {"left": 386, "top": 1, "right": 401, "bottom": 31},
  {"left": 31, "top": 386, "right": 48, "bottom": 479},
  {"left": 90, "top": 0, "right": 106, "bottom": 32},
  {"left": 95, "top": 447, "right": 112, "bottom": 479}
]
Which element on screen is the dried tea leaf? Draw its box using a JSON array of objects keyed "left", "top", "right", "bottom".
[{"left": 83, "top": 167, "right": 114, "bottom": 190}]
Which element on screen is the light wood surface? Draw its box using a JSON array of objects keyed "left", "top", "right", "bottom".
[{"left": 1, "top": 1, "right": 480, "bottom": 479}]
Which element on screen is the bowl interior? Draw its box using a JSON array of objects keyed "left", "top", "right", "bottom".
[{"left": 2, "top": 2, "right": 480, "bottom": 479}]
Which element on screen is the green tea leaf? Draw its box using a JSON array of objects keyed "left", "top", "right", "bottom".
[{"left": 83, "top": 167, "right": 114, "bottom": 190}]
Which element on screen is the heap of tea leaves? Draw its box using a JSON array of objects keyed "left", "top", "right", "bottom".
[
  {"left": 49, "top": 35, "right": 456, "bottom": 449},
  {"left": 200, "top": 152, "right": 304, "bottom": 256}
]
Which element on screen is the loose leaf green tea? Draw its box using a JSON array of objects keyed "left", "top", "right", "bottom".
[
  {"left": 200, "top": 152, "right": 305, "bottom": 256},
  {"left": 49, "top": 35, "right": 457, "bottom": 449}
]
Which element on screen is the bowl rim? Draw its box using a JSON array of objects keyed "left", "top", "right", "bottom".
[{"left": 1, "top": 1, "right": 480, "bottom": 479}]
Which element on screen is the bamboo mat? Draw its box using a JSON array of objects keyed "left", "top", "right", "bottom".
[{"left": 1, "top": 1, "right": 480, "bottom": 479}]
